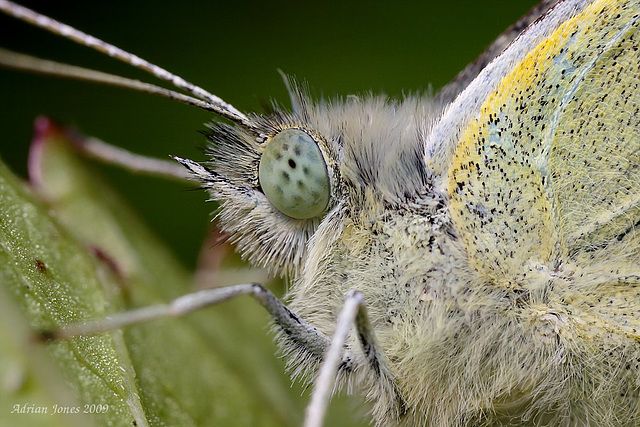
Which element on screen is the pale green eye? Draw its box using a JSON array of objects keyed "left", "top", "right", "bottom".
[{"left": 258, "top": 129, "right": 330, "bottom": 219}]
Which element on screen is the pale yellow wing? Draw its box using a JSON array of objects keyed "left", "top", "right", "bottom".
[
  {"left": 447, "top": 0, "right": 639, "bottom": 280},
  {"left": 447, "top": 0, "right": 639, "bottom": 340}
]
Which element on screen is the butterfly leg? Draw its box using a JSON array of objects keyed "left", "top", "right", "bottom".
[
  {"left": 47, "top": 283, "right": 332, "bottom": 361},
  {"left": 305, "top": 290, "right": 404, "bottom": 427},
  {"left": 47, "top": 284, "right": 402, "bottom": 426},
  {"left": 46, "top": 121, "right": 191, "bottom": 181},
  {"left": 68, "top": 131, "right": 191, "bottom": 181}
]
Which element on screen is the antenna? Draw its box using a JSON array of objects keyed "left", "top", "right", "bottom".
[{"left": 0, "top": 0, "right": 256, "bottom": 129}]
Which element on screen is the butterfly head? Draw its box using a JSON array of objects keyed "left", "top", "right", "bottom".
[{"left": 176, "top": 81, "right": 444, "bottom": 279}]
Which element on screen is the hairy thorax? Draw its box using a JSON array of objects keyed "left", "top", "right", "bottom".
[{"left": 289, "top": 182, "right": 640, "bottom": 425}]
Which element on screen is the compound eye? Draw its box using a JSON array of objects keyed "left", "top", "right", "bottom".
[{"left": 258, "top": 129, "right": 330, "bottom": 219}]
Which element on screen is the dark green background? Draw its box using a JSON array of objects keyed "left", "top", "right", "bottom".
[{"left": 0, "top": 0, "right": 539, "bottom": 270}]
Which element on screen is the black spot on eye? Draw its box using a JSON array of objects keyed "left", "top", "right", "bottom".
[
  {"left": 282, "top": 171, "right": 290, "bottom": 182},
  {"left": 288, "top": 159, "right": 297, "bottom": 169}
]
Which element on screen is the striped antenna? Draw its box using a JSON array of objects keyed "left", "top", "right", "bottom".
[{"left": 0, "top": 0, "right": 256, "bottom": 129}]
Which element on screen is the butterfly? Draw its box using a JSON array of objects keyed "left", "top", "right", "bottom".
[{"left": 0, "top": 0, "right": 638, "bottom": 426}]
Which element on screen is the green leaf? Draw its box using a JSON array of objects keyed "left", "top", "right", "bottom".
[{"left": 0, "top": 124, "right": 368, "bottom": 426}]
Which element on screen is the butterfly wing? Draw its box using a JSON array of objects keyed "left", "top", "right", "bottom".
[{"left": 448, "top": 0, "right": 639, "bottom": 332}]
